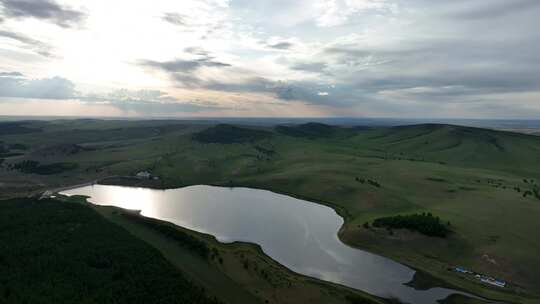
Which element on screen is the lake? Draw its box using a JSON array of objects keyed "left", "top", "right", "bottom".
[{"left": 61, "top": 184, "right": 477, "bottom": 304}]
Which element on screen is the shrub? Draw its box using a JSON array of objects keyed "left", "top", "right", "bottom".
[{"left": 367, "top": 179, "right": 381, "bottom": 188}]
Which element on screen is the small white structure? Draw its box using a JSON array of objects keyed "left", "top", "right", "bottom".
[
  {"left": 453, "top": 266, "right": 507, "bottom": 288},
  {"left": 40, "top": 190, "right": 53, "bottom": 199},
  {"left": 481, "top": 277, "right": 506, "bottom": 288},
  {"left": 136, "top": 171, "right": 151, "bottom": 179},
  {"left": 454, "top": 267, "right": 472, "bottom": 274}
]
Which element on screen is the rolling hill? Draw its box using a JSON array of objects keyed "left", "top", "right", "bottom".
[{"left": 1, "top": 119, "right": 539, "bottom": 303}]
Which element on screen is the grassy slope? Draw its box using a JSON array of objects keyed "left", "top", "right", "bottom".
[
  {"left": 233, "top": 126, "right": 540, "bottom": 302},
  {"left": 92, "top": 204, "right": 383, "bottom": 304},
  {"left": 1, "top": 120, "right": 540, "bottom": 303},
  {"left": 92, "top": 206, "right": 263, "bottom": 304}
]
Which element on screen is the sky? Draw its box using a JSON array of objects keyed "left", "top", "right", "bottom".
[{"left": 0, "top": 0, "right": 539, "bottom": 118}]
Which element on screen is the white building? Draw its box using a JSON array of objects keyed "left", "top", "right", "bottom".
[{"left": 136, "top": 171, "right": 151, "bottom": 179}]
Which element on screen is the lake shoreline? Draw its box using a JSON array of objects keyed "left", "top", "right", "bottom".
[
  {"left": 90, "top": 177, "right": 516, "bottom": 302},
  {"left": 59, "top": 182, "right": 493, "bottom": 304}
]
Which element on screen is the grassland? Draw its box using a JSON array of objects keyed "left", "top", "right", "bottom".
[{"left": 1, "top": 119, "right": 540, "bottom": 303}]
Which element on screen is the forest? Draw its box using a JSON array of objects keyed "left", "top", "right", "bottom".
[{"left": 0, "top": 198, "right": 222, "bottom": 304}]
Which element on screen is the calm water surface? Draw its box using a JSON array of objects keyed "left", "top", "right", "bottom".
[{"left": 62, "top": 184, "right": 477, "bottom": 304}]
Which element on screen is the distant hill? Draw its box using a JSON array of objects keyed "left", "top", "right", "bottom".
[
  {"left": 363, "top": 124, "right": 540, "bottom": 173},
  {"left": 276, "top": 123, "right": 356, "bottom": 139},
  {"left": 192, "top": 124, "right": 272, "bottom": 144},
  {"left": 0, "top": 122, "right": 42, "bottom": 135},
  {"left": 33, "top": 143, "right": 91, "bottom": 158}
]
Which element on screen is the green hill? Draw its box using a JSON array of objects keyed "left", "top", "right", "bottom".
[
  {"left": 276, "top": 123, "right": 356, "bottom": 139},
  {"left": 0, "top": 122, "right": 42, "bottom": 135},
  {"left": 356, "top": 124, "right": 540, "bottom": 174},
  {"left": 192, "top": 124, "right": 272, "bottom": 144}
]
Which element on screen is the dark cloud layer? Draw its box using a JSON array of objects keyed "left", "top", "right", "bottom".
[
  {"left": 140, "top": 58, "right": 231, "bottom": 73},
  {"left": 0, "top": 0, "right": 86, "bottom": 28},
  {"left": 139, "top": 51, "right": 231, "bottom": 87},
  {"left": 200, "top": 77, "right": 339, "bottom": 106},
  {"left": 267, "top": 42, "right": 293, "bottom": 50}
]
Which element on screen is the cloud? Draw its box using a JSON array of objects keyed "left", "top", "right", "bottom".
[
  {"left": 139, "top": 57, "right": 231, "bottom": 87},
  {"left": 184, "top": 46, "right": 210, "bottom": 57},
  {"left": 290, "top": 62, "right": 328, "bottom": 73},
  {"left": 162, "top": 12, "right": 186, "bottom": 26},
  {"left": 105, "top": 89, "right": 176, "bottom": 102},
  {"left": 198, "top": 76, "right": 342, "bottom": 106},
  {"left": 138, "top": 51, "right": 232, "bottom": 87},
  {"left": 109, "top": 100, "right": 220, "bottom": 114},
  {"left": 0, "top": 0, "right": 86, "bottom": 28},
  {"left": 179, "top": 76, "right": 334, "bottom": 108},
  {"left": 0, "top": 82, "right": 229, "bottom": 115},
  {"left": 159, "top": 2, "right": 231, "bottom": 39},
  {"left": 0, "top": 74, "right": 76, "bottom": 99},
  {"left": 0, "top": 71, "right": 24, "bottom": 77},
  {"left": 271, "top": 81, "right": 342, "bottom": 104},
  {"left": 268, "top": 41, "right": 294, "bottom": 50},
  {"left": 450, "top": 0, "right": 540, "bottom": 20},
  {"left": 140, "top": 56, "right": 231, "bottom": 73},
  {"left": 139, "top": 1, "right": 540, "bottom": 117},
  {"left": 231, "top": 0, "right": 395, "bottom": 28},
  {"left": 259, "top": 37, "right": 300, "bottom": 52},
  {"left": 82, "top": 88, "right": 227, "bottom": 114},
  {"left": 141, "top": 59, "right": 204, "bottom": 73},
  {"left": 315, "top": 0, "right": 395, "bottom": 27},
  {"left": 0, "top": 30, "right": 54, "bottom": 57}
]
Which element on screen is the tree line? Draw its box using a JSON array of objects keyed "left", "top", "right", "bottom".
[
  {"left": 370, "top": 212, "right": 451, "bottom": 237},
  {"left": 121, "top": 212, "right": 211, "bottom": 259}
]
